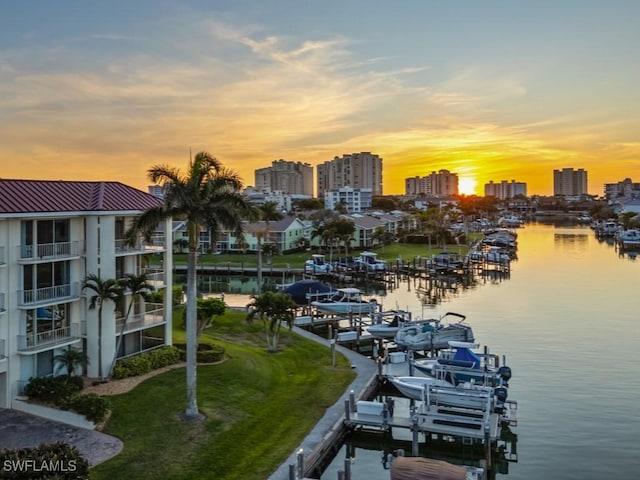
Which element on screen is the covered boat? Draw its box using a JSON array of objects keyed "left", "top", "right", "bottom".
[
  {"left": 281, "top": 279, "right": 334, "bottom": 305},
  {"left": 390, "top": 456, "right": 481, "bottom": 480}
]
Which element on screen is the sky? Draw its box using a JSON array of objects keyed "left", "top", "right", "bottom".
[{"left": 1, "top": 1, "right": 639, "bottom": 196}]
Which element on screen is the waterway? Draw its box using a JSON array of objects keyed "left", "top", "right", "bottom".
[{"left": 180, "top": 223, "right": 640, "bottom": 480}]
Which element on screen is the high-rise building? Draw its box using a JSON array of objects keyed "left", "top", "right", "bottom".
[
  {"left": 484, "top": 180, "right": 527, "bottom": 199},
  {"left": 553, "top": 168, "right": 588, "bottom": 196},
  {"left": 254, "top": 159, "right": 313, "bottom": 196},
  {"left": 317, "top": 152, "right": 382, "bottom": 198},
  {"left": 404, "top": 170, "right": 458, "bottom": 197}
]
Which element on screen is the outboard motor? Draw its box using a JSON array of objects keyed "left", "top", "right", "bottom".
[
  {"left": 494, "top": 386, "right": 508, "bottom": 404},
  {"left": 498, "top": 365, "right": 512, "bottom": 383}
]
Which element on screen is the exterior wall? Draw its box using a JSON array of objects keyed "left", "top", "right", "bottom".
[
  {"left": 0, "top": 209, "right": 172, "bottom": 407},
  {"left": 324, "top": 187, "right": 373, "bottom": 213},
  {"left": 554, "top": 168, "right": 588, "bottom": 196},
  {"left": 317, "top": 152, "right": 383, "bottom": 197}
]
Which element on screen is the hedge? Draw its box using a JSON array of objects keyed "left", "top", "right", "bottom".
[{"left": 112, "top": 346, "right": 181, "bottom": 380}]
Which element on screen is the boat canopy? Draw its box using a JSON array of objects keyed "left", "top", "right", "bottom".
[{"left": 452, "top": 346, "right": 482, "bottom": 369}]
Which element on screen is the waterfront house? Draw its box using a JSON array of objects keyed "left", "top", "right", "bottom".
[{"left": 0, "top": 180, "right": 173, "bottom": 408}]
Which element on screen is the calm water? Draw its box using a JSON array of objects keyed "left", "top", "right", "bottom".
[{"left": 192, "top": 223, "right": 640, "bottom": 479}]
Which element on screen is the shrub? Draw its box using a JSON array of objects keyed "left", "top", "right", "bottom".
[
  {"left": 0, "top": 442, "right": 90, "bottom": 479},
  {"left": 23, "top": 376, "right": 83, "bottom": 404},
  {"left": 112, "top": 346, "right": 181, "bottom": 380},
  {"left": 64, "top": 394, "right": 110, "bottom": 424},
  {"left": 174, "top": 343, "right": 225, "bottom": 364}
]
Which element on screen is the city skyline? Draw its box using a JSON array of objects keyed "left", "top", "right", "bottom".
[{"left": 1, "top": 1, "right": 639, "bottom": 196}]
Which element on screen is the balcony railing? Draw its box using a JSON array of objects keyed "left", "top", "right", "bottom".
[
  {"left": 0, "top": 339, "right": 6, "bottom": 359},
  {"left": 0, "top": 246, "right": 5, "bottom": 265},
  {"left": 19, "top": 241, "right": 82, "bottom": 261},
  {"left": 115, "top": 235, "right": 166, "bottom": 254},
  {"left": 142, "top": 269, "right": 165, "bottom": 288},
  {"left": 17, "top": 324, "right": 81, "bottom": 352},
  {"left": 19, "top": 282, "right": 80, "bottom": 306},
  {"left": 115, "top": 304, "right": 165, "bottom": 333}
]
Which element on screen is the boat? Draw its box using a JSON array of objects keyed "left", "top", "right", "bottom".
[
  {"left": 468, "top": 246, "right": 511, "bottom": 265},
  {"left": 304, "top": 254, "right": 333, "bottom": 274},
  {"left": 310, "top": 287, "right": 379, "bottom": 315},
  {"left": 617, "top": 229, "right": 640, "bottom": 249},
  {"left": 367, "top": 310, "right": 412, "bottom": 339},
  {"left": 412, "top": 341, "right": 513, "bottom": 387},
  {"left": 353, "top": 251, "right": 388, "bottom": 271},
  {"left": 389, "top": 455, "right": 484, "bottom": 480},
  {"left": 394, "top": 312, "right": 474, "bottom": 351},
  {"left": 427, "top": 251, "right": 466, "bottom": 273},
  {"left": 281, "top": 279, "right": 334, "bottom": 305},
  {"left": 389, "top": 375, "right": 506, "bottom": 411}
]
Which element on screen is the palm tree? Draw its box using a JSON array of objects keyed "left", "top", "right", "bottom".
[
  {"left": 108, "top": 273, "right": 155, "bottom": 379},
  {"left": 82, "top": 274, "right": 122, "bottom": 380},
  {"left": 246, "top": 291, "right": 298, "bottom": 352},
  {"left": 126, "top": 151, "right": 251, "bottom": 420},
  {"left": 54, "top": 346, "right": 89, "bottom": 377},
  {"left": 256, "top": 201, "right": 283, "bottom": 294}
]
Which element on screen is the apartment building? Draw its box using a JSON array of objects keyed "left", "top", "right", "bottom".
[
  {"left": 324, "top": 187, "right": 373, "bottom": 213},
  {"left": 553, "top": 168, "right": 588, "bottom": 196},
  {"left": 254, "top": 159, "right": 313, "bottom": 196},
  {"left": 484, "top": 180, "right": 527, "bottom": 199},
  {"left": 404, "top": 170, "right": 459, "bottom": 197},
  {"left": 0, "top": 180, "right": 173, "bottom": 408},
  {"left": 317, "top": 152, "right": 383, "bottom": 198}
]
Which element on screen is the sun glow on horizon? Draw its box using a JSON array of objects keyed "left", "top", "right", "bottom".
[{"left": 458, "top": 176, "right": 478, "bottom": 196}]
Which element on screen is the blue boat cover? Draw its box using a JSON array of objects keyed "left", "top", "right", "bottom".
[
  {"left": 283, "top": 280, "right": 334, "bottom": 305},
  {"left": 452, "top": 347, "right": 482, "bottom": 369}
]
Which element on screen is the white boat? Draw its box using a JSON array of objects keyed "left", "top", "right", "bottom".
[
  {"left": 468, "top": 246, "right": 510, "bottom": 265},
  {"left": 389, "top": 375, "right": 505, "bottom": 411},
  {"left": 367, "top": 310, "right": 412, "bottom": 339},
  {"left": 427, "top": 251, "right": 466, "bottom": 273},
  {"left": 617, "top": 229, "right": 640, "bottom": 248},
  {"left": 394, "top": 312, "right": 474, "bottom": 351},
  {"left": 353, "top": 251, "right": 388, "bottom": 271},
  {"left": 310, "top": 287, "right": 378, "bottom": 315},
  {"left": 304, "top": 254, "right": 333, "bottom": 274},
  {"left": 412, "top": 341, "right": 513, "bottom": 387}
]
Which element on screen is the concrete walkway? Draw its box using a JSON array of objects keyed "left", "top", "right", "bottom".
[
  {"left": 0, "top": 409, "right": 123, "bottom": 466},
  {"left": 268, "top": 326, "right": 378, "bottom": 480}
]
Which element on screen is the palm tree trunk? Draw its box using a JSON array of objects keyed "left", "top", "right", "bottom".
[
  {"left": 185, "top": 223, "right": 200, "bottom": 418},
  {"left": 108, "top": 300, "right": 135, "bottom": 379},
  {"left": 257, "top": 234, "right": 263, "bottom": 295},
  {"left": 97, "top": 306, "right": 103, "bottom": 380}
]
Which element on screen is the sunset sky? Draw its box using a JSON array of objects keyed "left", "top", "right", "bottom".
[{"left": 1, "top": 1, "right": 639, "bottom": 196}]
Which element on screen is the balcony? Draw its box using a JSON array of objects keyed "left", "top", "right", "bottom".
[
  {"left": 115, "top": 303, "right": 165, "bottom": 333},
  {"left": 0, "top": 246, "right": 5, "bottom": 265},
  {"left": 115, "top": 235, "right": 166, "bottom": 254},
  {"left": 18, "top": 241, "right": 82, "bottom": 263},
  {"left": 142, "top": 269, "right": 165, "bottom": 289},
  {"left": 0, "top": 339, "right": 5, "bottom": 359},
  {"left": 18, "top": 283, "right": 81, "bottom": 307},
  {"left": 0, "top": 292, "right": 5, "bottom": 314},
  {"left": 17, "top": 324, "right": 81, "bottom": 354}
]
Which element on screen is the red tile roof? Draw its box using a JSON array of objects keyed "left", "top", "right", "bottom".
[{"left": 0, "top": 180, "right": 162, "bottom": 214}]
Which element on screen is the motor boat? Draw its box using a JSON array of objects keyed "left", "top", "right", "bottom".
[
  {"left": 367, "top": 310, "right": 412, "bottom": 339},
  {"left": 281, "top": 279, "right": 334, "bottom": 305},
  {"left": 310, "top": 287, "right": 378, "bottom": 315},
  {"left": 389, "top": 375, "right": 506, "bottom": 411},
  {"left": 412, "top": 341, "right": 513, "bottom": 387},
  {"left": 304, "top": 254, "right": 333, "bottom": 274},
  {"left": 353, "top": 251, "right": 387, "bottom": 272},
  {"left": 394, "top": 312, "right": 474, "bottom": 351}
]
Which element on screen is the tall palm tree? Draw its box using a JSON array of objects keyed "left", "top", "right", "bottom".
[
  {"left": 256, "top": 201, "right": 283, "bottom": 294},
  {"left": 108, "top": 273, "right": 155, "bottom": 379},
  {"left": 82, "top": 274, "right": 122, "bottom": 380},
  {"left": 127, "top": 151, "right": 251, "bottom": 419}
]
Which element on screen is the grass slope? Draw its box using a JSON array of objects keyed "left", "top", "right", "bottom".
[{"left": 91, "top": 311, "right": 355, "bottom": 480}]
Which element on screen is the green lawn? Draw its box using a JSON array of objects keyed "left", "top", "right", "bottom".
[
  {"left": 91, "top": 310, "right": 355, "bottom": 480},
  {"left": 170, "top": 240, "right": 478, "bottom": 270}
]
